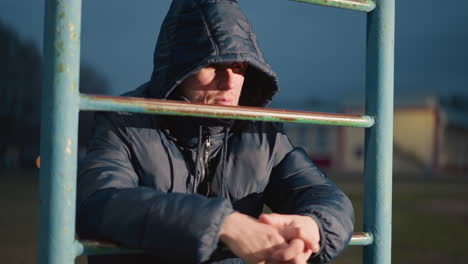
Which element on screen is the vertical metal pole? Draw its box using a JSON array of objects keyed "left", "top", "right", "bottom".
[
  {"left": 38, "top": 0, "right": 81, "bottom": 263},
  {"left": 363, "top": 0, "right": 394, "bottom": 264}
]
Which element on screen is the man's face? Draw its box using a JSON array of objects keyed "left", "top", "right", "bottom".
[{"left": 178, "top": 62, "right": 247, "bottom": 106}]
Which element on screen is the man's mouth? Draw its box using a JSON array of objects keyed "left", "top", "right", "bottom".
[{"left": 214, "top": 98, "right": 233, "bottom": 105}]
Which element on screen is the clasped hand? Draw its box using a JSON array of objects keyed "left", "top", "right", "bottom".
[{"left": 219, "top": 212, "right": 321, "bottom": 264}]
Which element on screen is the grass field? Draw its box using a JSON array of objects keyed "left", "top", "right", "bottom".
[
  {"left": 332, "top": 175, "right": 468, "bottom": 264},
  {"left": 1, "top": 169, "right": 467, "bottom": 264}
]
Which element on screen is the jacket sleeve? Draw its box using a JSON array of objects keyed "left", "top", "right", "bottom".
[
  {"left": 263, "top": 131, "right": 354, "bottom": 264},
  {"left": 76, "top": 112, "right": 234, "bottom": 263}
]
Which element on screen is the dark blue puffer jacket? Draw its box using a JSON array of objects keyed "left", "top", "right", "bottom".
[{"left": 76, "top": 0, "right": 354, "bottom": 263}]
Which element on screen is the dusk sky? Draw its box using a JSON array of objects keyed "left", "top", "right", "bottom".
[{"left": 1, "top": 0, "right": 467, "bottom": 107}]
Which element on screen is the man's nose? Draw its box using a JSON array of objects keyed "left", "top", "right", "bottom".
[{"left": 217, "top": 68, "right": 236, "bottom": 90}]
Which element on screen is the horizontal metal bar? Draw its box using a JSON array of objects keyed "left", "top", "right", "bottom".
[
  {"left": 79, "top": 94, "right": 374, "bottom": 128},
  {"left": 349, "top": 232, "right": 373, "bottom": 246},
  {"left": 75, "top": 232, "right": 373, "bottom": 256},
  {"left": 74, "top": 240, "right": 142, "bottom": 256},
  {"left": 290, "top": 0, "right": 376, "bottom": 12}
]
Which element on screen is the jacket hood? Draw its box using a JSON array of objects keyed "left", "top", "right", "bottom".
[{"left": 148, "top": 0, "right": 279, "bottom": 107}]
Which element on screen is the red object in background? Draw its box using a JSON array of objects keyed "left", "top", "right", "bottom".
[{"left": 310, "top": 154, "right": 331, "bottom": 168}]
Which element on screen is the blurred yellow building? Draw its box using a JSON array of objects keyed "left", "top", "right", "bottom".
[{"left": 282, "top": 94, "right": 468, "bottom": 175}]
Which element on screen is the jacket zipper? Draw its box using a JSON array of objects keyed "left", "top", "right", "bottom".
[
  {"left": 203, "top": 136, "right": 211, "bottom": 196},
  {"left": 193, "top": 134, "right": 211, "bottom": 195}
]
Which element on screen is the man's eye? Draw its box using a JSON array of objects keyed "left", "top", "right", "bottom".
[{"left": 231, "top": 63, "right": 246, "bottom": 73}]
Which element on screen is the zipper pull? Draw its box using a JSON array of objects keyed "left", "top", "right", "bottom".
[
  {"left": 204, "top": 137, "right": 211, "bottom": 162},
  {"left": 204, "top": 136, "right": 211, "bottom": 197}
]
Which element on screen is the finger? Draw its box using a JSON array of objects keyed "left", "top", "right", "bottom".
[
  {"left": 259, "top": 213, "right": 288, "bottom": 227},
  {"left": 278, "top": 226, "right": 300, "bottom": 241},
  {"left": 282, "top": 226, "right": 317, "bottom": 252},
  {"left": 271, "top": 239, "right": 305, "bottom": 262},
  {"left": 311, "top": 242, "right": 320, "bottom": 253},
  {"left": 293, "top": 249, "right": 313, "bottom": 264},
  {"left": 258, "top": 214, "right": 270, "bottom": 224},
  {"left": 259, "top": 213, "right": 291, "bottom": 228},
  {"left": 297, "top": 232, "right": 319, "bottom": 253},
  {"left": 300, "top": 237, "right": 319, "bottom": 253}
]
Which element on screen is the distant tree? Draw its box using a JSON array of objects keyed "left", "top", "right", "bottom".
[
  {"left": 0, "top": 21, "right": 111, "bottom": 167},
  {"left": 78, "top": 63, "right": 112, "bottom": 156}
]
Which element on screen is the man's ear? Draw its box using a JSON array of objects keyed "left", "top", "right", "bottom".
[
  {"left": 242, "top": 65, "right": 277, "bottom": 107},
  {"left": 168, "top": 85, "right": 183, "bottom": 100},
  {"left": 239, "top": 67, "right": 264, "bottom": 107}
]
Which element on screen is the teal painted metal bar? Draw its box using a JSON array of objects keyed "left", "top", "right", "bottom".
[
  {"left": 79, "top": 93, "right": 375, "bottom": 128},
  {"left": 290, "top": 0, "right": 376, "bottom": 12},
  {"left": 363, "top": 0, "right": 394, "bottom": 264},
  {"left": 38, "top": 0, "right": 81, "bottom": 263},
  {"left": 74, "top": 240, "right": 143, "bottom": 256},
  {"left": 349, "top": 232, "right": 374, "bottom": 246},
  {"left": 74, "top": 232, "right": 373, "bottom": 256}
]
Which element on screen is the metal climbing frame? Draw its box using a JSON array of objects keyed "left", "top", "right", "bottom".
[{"left": 38, "top": 0, "right": 394, "bottom": 263}]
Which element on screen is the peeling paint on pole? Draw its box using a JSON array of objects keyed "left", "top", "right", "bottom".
[
  {"left": 290, "top": 0, "right": 376, "bottom": 12},
  {"left": 38, "top": 0, "right": 82, "bottom": 263}
]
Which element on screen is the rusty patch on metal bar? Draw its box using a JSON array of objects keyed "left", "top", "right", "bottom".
[
  {"left": 352, "top": 232, "right": 368, "bottom": 239},
  {"left": 87, "top": 95, "right": 366, "bottom": 119},
  {"left": 82, "top": 240, "right": 120, "bottom": 249},
  {"left": 81, "top": 94, "right": 374, "bottom": 127}
]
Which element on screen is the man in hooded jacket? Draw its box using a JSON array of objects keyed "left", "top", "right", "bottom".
[{"left": 77, "top": 0, "right": 354, "bottom": 263}]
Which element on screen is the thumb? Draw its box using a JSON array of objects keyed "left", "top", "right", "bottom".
[{"left": 259, "top": 213, "right": 289, "bottom": 227}]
